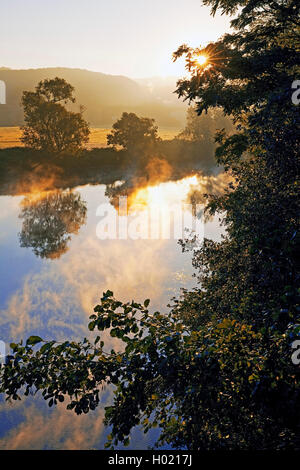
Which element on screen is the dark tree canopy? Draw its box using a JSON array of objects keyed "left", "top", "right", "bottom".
[
  {"left": 35, "top": 77, "right": 76, "bottom": 104},
  {"left": 1, "top": 0, "right": 300, "bottom": 450},
  {"left": 107, "top": 112, "right": 159, "bottom": 153},
  {"left": 173, "top": 1, "right": 299, "bottom": 118},
  {"left": 21, "top": 77, "right": 90, "bottom": 154}
]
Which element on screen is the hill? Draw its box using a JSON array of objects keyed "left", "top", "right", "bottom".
[{"left": 0, "top": 67, "right": 186, "bottom": 128}]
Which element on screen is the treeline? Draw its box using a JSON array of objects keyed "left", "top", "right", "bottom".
[{"left": 0, "top": 102, "right": 232, "bottom": 195}]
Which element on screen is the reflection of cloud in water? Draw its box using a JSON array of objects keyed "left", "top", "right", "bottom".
[
  {"left": 0, "top": 270, "right": 87, "bottom": 341},
  {"left": 0, "top": 399, "right": 107, "bottom": 450},
  {"left": 1, "top": 236, "right": 193, "bottom": 342},
  {"left": 0, "top": 236, "right": 186, "bottom": 449},
  {"left": 61, "top": 237, "right": 194, "bottom": 315},
  {"left": 0, "top": 179, "right": 222, "bottom": 449},
  {"left": 0, "top": 391, "right": 157, "bottom": 450},
  {"left": 0, "top": 197, "right": 21, "bottom": 221}
]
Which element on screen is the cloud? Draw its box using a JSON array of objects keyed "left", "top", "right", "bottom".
[
  {"left": 0, "top": 400, "right": 107, "bottom": 450},
  {"left": 1, "top": 232, "right": 192, "bottom": 343},
  {"left": 0, "top": 175, "right": 223, "bottom": 449}
]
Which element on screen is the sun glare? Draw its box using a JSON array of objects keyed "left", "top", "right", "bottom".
[
  {"left": 129, "top": 175, "right": 200, "bottom": 212},
  {"left": 196, "top": 55, "right": 208, "bottom": 66}
]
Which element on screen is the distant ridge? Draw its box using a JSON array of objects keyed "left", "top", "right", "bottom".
[{"left": 0, "top": 67, "right": 186, "bottom": 128}]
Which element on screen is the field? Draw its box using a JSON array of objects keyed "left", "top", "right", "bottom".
[{"left": 0, "top": 127, "right": 179, "bottom": 149}]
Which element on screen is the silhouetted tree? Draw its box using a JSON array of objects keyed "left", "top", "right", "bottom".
[
  {"left": 21, "top": 77, "right": 90, "bottom": 154},
  {"left": 107, "top": 112, "right": 159, "bottom": 154},
  {"left": 178, "top": 106, "right": 233, "bottom": 142},
  {"left": 19, "top": 190, "right": 87, "bottom": 259}
]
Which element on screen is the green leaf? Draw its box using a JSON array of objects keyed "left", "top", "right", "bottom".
[
  {"left": 26, "top": 336, "right": 43, "bottom": 346},
  {"left": 40, "top": 343, "right": 52, "bottom": 354}
]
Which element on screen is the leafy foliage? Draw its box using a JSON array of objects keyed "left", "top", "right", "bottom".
[
  {"left": 172, "top": 0, "right": 300, "bottom": 335},
  {"left": 1, "top": 292, "right": 299, "bottom": 449},
  {"left": 21, "top": 77, "right": 90, "bottom": 154},
  {"left": 107, "top": 112, "right": 159, "bottom": 154}
]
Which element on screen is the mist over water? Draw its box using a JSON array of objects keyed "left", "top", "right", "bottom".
[
  {"left": 0, "top": 104, "right": 232, "bottom": 448},
  {"left": 0, "top": 163, "right": 223, "bottom": 449}
]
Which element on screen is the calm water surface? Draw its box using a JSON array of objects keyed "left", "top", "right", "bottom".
[{"left": 0, "top": 177, "right": 222, "bottom": 449}]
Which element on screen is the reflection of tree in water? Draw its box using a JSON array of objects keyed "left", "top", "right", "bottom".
[
  {"left": 105, "top": 157, "right": 173, "bottom": 212},
  {"left": 19, "top": 190, "right": 87, "bottom": 259},
  {"left": 105, "top": 181, "right": 133, "bottom": 213}
]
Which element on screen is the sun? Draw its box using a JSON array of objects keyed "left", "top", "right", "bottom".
[{"left": 195, "top": 55, "right": 208, "bottom": 66}]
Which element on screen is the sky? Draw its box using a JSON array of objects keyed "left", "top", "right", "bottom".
[{"left": 0, "top": 0, "right": 231, "bottom": 78}]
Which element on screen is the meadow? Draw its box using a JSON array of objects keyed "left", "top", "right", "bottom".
[{"left": 0, "top": 127, "right": 179, "bottom": 149}]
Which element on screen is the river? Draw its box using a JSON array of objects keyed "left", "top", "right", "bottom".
[{"left": 0, "top": 175, "right": 222, "bottom": 449}]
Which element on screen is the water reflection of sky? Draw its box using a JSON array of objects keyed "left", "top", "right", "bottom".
[{"left": 0, "top": 180, "right": 222, "bottom": 449}]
